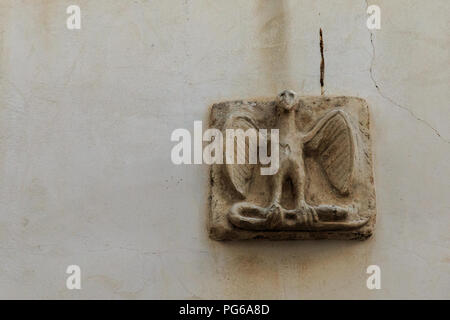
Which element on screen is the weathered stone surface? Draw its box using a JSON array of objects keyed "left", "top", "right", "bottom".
[{"left": 209, "top": 91, "right": 376, "bottom": 240}]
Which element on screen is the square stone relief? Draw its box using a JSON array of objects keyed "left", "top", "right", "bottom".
[{"left": 208, "top": 91, "right": 376, "bottom": 240}]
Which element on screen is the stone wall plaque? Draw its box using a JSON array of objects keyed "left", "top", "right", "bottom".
[{"left": 208, "top": 91, "right": 376, "bottom": 240}]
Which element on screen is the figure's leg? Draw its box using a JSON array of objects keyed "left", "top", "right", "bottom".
[
  {"left": 266, "top": 169, "right": 284, "bottom": 223},
  {"left": 271, "top": 166, "right": 285, "bottom": 206},
  {"left": 289, "top": 160, "right": 319, "bottom": 224}
]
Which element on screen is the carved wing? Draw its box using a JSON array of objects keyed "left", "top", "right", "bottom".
[
  {"left": 223, "top": 113, "right": 259, "bottom": 198},
  {"left": 304, "top": 110, "right": 356, "bottom": 195}
]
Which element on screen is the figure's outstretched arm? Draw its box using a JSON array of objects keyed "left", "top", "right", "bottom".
[
  {"left": 223, "top": 112, "right": 259, "bottom": 198},
  {"left": 302, "top": 109, "right": 356, "bottom": 195},
  {"left": 302, "top": 109, "right": 340, "bottom": 143}
]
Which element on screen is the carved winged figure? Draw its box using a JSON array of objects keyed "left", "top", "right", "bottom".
[{"left": 225, "top": 90, "right": 369, "bottom": 231}]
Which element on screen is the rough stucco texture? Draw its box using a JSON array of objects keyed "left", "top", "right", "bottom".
[{"left": 0, "top": 0, "right": 448, "bottom": 299}]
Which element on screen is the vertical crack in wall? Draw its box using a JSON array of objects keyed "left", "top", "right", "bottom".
[
  {"left": 364, "top": 0, "right": 448, "bottom": 144},
  {"left": 319, "top": 28, "right": 325, "bottom": 95}
]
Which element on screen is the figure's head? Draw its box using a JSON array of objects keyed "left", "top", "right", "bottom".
[{"left": 277, "top": 90, "right": 297, "bottom": 111}]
